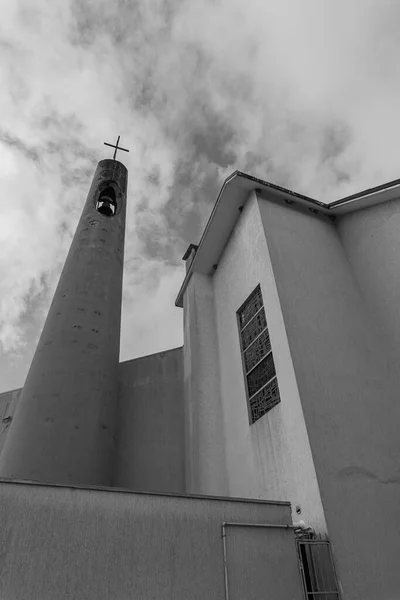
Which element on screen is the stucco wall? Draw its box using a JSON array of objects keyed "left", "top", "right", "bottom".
[
  {"left": 258, "top": 196, "right": 400, "bottom": 600},
  {"left": 183, "top": 273, "right": 228, "bottom": 496},
  {"left": 211, "top": 191, "right": 326, "bottom": 534},
  {"left": 337, "top": 197, "right": 400, "bottom": 371},
  {"left": 0, "top": 480, "right": 304, "bottom": 600},
  {"left": 114, "top": 347, "right": 185, "bottom": 494}
]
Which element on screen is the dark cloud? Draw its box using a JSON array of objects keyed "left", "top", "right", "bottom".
[
  {"left": 191, "top": 115, "right": 237, "bottom": 168},
  {"left": 133, "top": 151, "right": 222, "bottom": 266},
  {"left": 69, "top": 0, "right": 181, "bottom": 50},
  {"left": 0, "top": 130, "right": 41, "bottom": 163},
  {"left": 37, "top": 110, "right": 98, "bottom": 187},
  {"left": 320, "top": 122, "right": 351, "bottom": 164}
]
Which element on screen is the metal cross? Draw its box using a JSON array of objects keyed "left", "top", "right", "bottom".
[{"left": 103, "top": 135, "right": 129, "bottom": 160}]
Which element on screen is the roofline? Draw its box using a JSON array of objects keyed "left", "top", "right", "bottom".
[
  {"left": 327, "top": 176, "right": 400, "bottom": 207},
  {"left": 175, "top": 170, "right": 400, "bottom": 308},
  {"left": 234, "top": 171, "right": 328, "bottom": 207},
  {"left": 0, "top": 477, "right": 290, "bottom": 506},
  {"left": 235, "top": 171, "right": 400, "bottom": 210}
]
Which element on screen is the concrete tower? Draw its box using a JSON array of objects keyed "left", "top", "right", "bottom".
[{"left": 0, "top": 159, "right": 128, "bottom": 487}]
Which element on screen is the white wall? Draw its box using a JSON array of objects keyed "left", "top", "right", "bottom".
[
  {"left": 337, "top": 198, "right": 400, "bottom": 371},
  {"left": 212, "top": 191, "right": 327, "bottom": 533},
  {"left": 182, "top": 189, "right": 400, "bottom": 598},
  {"left": 258, "top": 195, "right": 400, "bottom": 600},
  {"left": 183, "top": 273, "right": 228, "bottom": 496}
]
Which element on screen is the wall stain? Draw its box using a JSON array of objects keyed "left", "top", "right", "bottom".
[{"left": 338, "top": 465, "right": 400, "bottom": 485}]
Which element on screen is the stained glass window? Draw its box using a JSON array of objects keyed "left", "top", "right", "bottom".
[
  {"left": 247, "top": 353, "right": 276, "bottom": 397},
  {"left": 238, "top": 285, "right": 263, "bottom": 329},
  {"left": 241, "top": 309, "right": 267, "bottom": 350},
  {"left": 243, "top": 329, "right": 271, "bottom": 373},
  {"left": 249, "top": 378, "right": 280, "bottom": 423},
  {"left": 237, "top": 285, "right": 281, "bottom": 424}
]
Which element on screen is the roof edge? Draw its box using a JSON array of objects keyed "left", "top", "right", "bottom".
[
  {"left": 235, "top": 171, "right": 327, "bottom": 208},
  {"left": 0, "top": 477, "right": 291, "bottom": 506},
  {"left": 175, "top": 170, "right": 400, "bottom": 308},
  {"left": 175, "top": 172, "right": 240, "bottom": 308},
  {"left": 328, "top": 176, "right": 400, "bottom": 208}
]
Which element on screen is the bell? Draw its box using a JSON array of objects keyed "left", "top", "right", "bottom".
[
  {"left": 97, "top": 195, "right": 116, "bottom": 217},
  {"left": 98, "top": 201, "right": 114, "bottom": 217}
]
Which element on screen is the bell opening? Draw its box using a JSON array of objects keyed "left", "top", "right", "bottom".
[{"left": 96, "top": 187, "right": 117, "bottom": 217}]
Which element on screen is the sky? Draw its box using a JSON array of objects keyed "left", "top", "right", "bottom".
[{"left": 1, "top": 0, "right": 400, "bottom": 392}]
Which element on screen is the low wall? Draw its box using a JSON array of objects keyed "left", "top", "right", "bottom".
[{"left": 0, "top": 480, "right": 304, "bottom": 600}]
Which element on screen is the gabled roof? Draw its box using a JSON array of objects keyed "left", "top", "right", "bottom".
[{"left": 175, "top": 170, "right": 400, "bottom": 308}]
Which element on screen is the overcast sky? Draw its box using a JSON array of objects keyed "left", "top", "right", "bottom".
[{"left": 1, "top": 0, "right": 400, "bottom": 391}]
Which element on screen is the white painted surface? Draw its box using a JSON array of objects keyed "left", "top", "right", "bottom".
[
  {"left": 183, "top": 188, "right": 400, "bottom": 597},
  {"left": 211, "top": 191, "right": 327, "bottom": 533},
  {"left": 258, "top": 196, "right": 400, "bottom": 600},
  {"left": 337, "top": 197, "right": 400, "bottom": 370},
  {"left": 183, "top": 273, "right": 228, "bottom": 496}
]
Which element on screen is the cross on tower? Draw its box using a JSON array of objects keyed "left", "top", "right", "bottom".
[{"left": 103, "top": 135, "right": 129, "bottom": 161}]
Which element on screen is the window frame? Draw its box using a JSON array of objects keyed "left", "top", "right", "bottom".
[
  {"left": 236, "top": 284, "right": 280, "bottom": 425},
  {"left": 296, "top": 540, "right": 341, "bottom": 599}
]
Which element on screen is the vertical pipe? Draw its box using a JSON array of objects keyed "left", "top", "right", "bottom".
[{"left": 221, "top": 523, "right": 230, "bottom": 600}]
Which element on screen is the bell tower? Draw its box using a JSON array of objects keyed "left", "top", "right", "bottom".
[{"left": 0, "top": 157, "right": 128, "bottom": 487}]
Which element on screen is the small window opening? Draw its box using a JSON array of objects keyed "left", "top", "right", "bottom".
[
  {"left": 297, "top": 541, "right": 340, "bottom": 599},
  {"left": 96, "top": 187, "right": 117, "bottom": 217}
]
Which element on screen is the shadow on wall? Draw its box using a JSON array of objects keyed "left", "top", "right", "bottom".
[
  {"left": 0, "top": 347, "right": 185, "bottom": 496},
  {"left": 114, "top": 346, "right": 185, "bottom": 493}
]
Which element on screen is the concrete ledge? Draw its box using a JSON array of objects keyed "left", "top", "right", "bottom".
[{"left": 0, "top": 476, "right": 290, "bottom": 506}]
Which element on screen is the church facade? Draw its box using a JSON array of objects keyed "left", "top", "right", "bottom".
[{"left": 0, "top": 162, "right": 399, "bottom": 598}]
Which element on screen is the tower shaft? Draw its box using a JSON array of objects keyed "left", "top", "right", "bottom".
[{"left": 0, "top": 159, "right": 127, "bottom": 486}]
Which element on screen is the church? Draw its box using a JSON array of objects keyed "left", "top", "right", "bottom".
[{"left": 0, "top": 151, "right": 399, "bottom": 599}]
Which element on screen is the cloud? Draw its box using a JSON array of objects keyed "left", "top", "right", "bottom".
[
  {"left": 169, "top": 0, "right": 400, "bottom": 195},
  {"left": 1, "top": 0, "right": 400, "bottom": 388}
]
